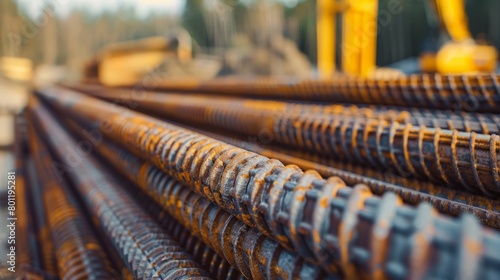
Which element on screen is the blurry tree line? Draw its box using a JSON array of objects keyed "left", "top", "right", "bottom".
[
  {"left": 0, "top": 0, "right": 179, "bottom": 70},
  {"left": 1, "top": 0, "right": 499, "bottom": 70},
  {"left": 182, "top": 0, "right": 500, "bottom": 68}
]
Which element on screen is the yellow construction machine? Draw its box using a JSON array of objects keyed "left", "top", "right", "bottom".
[
  {"left": 432, "top": 0, "right": 497, "bottom": 74},
  {"left": 317, "top": 0, "right": 498, "bottom": 77}
]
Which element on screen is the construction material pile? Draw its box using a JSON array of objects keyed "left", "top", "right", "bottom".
[{"left": 17, "top": 74, "right": 500, "bottom": 279}]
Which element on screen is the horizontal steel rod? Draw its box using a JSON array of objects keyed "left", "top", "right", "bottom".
[
  {"left": 67, "top": 83, "right": 500, "bottom": 135},
  {"left": 28, "top": 97, "right": 211, "bottom": 279},
  {"left": 100, "top": 73, "right": 500, "bottom": 112},
  {"left": 37, "top": 87, "right": 500, "bottom": 279},
  {"left": 61, "top": 85, "right": 500, "bottom": 197},
  {"left": 176, "top": 123, "right": 500, "bottom": 228},
  {"left": 46, "top": 95, "right": 334, "bottom": 279},
  {"left": 26, "top": 121, "right": 116, "bottom": 279}
]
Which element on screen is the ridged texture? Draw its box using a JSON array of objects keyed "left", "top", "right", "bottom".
[
  {"left": 62, "top": 85, "right": 500, "bottom": 197},
  {"left": 130, "top": 73, "right": 500, "bottom": 112},
  {"left": 370, "top": 106, "right": 500, "bottom": 134},
  {"left": 14, "top": 113, "right": 39, "bottom": 271},
  {"left": 180, "top": 125, "right": 500, "bottom": 228},
  {"left": 37, "top": 87, "right": 500, "bottom": 279},
  {"left": 133, "top": 190, "right": 245, "bottom": 280},
  {"left": 29, "top": 97, "right": 211, "bottom": 280},
  {"left": 26, "top": 121, "right": 115, "bottom": 280},
  {"left": 25, "top": 152, "right": 59, "bottom": 276},
  {"left": 59, "top": 114, "right": 333, "bottom": 280},
  {"left": 67, "top": 83, "right": 500, "bottom": 135}
]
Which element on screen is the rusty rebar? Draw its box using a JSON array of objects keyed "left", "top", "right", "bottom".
[
  {"left": 26, "top": 121, "right": 116, "bottom": 279},
  {"left": 129, "top": 175, "right": 329, "bottom": 280},
  {"left": 177, "top": 124, "right": 500, "bottom": 228},
  {"left": 29, "top": 97, "right": 211, "bottom": 279},
  {"left": 134, "top": 191, "right": 245, "bottom": 280},
  {"left": 14, "top": 113, "right": 41, "bottom": 272},
  {"left": 58, "top": 85, "right": 500, "bottom": 197},
  {"left": 368, "top": 105, "right": 500, "bottom": 134},
  {"left": 66, "top": 83, "right": 500, "bottom": 135},
  {"left": 41, "top": 98, "right": 335, "bottom": 279},
  {"left": 25, "top": 155, "right": 58, "bottom": 276},
  {"left": 38, "top": 87, "right": 500, "bottom": 279},
  {"left": 126, "top": 73, "right": 500, "bottom": 112}
]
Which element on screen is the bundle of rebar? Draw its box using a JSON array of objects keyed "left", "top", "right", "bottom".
[
  {"left": 13, "top": 83, "right": 494, "bottom": 279},
  {"left": 64, "top": 85, "right": 500, "bottom": 197},
  {"left": 148, "top": 74, "right": 500, "bottom": 112},
  {"left": 15, "top": 73, "right": 500, "bottom": 279}
]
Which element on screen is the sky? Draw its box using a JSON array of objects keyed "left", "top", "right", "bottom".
[{"left": 16, "top": 0, "right": 186, "bottom": 18}]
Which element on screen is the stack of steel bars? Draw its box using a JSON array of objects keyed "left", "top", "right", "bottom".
[{"left": 17, "top": 74, "right": 500, "bottom": 279}]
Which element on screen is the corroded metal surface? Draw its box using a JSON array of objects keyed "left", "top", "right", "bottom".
[
  {"left": 134, "top": 190, "right": 246, "bottom": 280},
  {"left": 37, "top": 87, "right": 500, "bottom": 279},
  {"left": 26, "top": 121, "right": 116, "bottom": 279},
  {"left": 25, "top": 156, "right": 58, "bottom": 276},
  {"left": 66, "top": 83, "right": 500, "bottom": 135},
  {"left": 128, "top": 74, "right": 500, "bottom": 112},
  {"left": 178, "top": 124, "right": 500, "bottom": 228},
  {"left": 29, "top": 97, "right": 211, "bottom": 280},
  {"left": 13, "top": 113, "right": 40, "bottom": 272},
  {"left": 369, "top": 105, "right": 500, "bottom": 134},
  {"left": 55, "top": 112, "right": 334, "bottom": 279},
  {"left": 57, "top": 85, "right": 500, "bottom": 197}
]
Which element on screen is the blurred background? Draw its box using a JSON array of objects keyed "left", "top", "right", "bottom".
[
  {"left": 1, "top": 0, "right": 500, "bottom": 276},
  {"left": 1, "top": 0, "right": 499, "bottom": 86}
]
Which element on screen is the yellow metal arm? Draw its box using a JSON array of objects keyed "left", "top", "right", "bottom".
[
  {"left": 433, "top": 0, "right": 498, "bottom": 73},
  {"left": 434, "top": 0, "right": 471, "bottom": 41},
  {"left": 342, "top": 0, "right": 378, "bottom": 77},
  {"left": 317, "top": 0, "right": 337, "bottom": 78}
]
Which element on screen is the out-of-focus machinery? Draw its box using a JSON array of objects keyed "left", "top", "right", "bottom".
[
  {"left": 85, "top": 33, "right": 193, "bottom": 86},
  {"left": 432, "top": 0, "right": 498, "bottom": 73},
  {"left": 317, "top": 0, "right": 377, "bottom": 78},
  {"left": 317, "top": 0, "right": 498, "bottom": 77}
]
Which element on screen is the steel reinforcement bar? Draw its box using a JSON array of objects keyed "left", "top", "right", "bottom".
[
  {"left": 368, "top": 105, "right": 500, "bottom": 134},
  {"left": 38, "top": 119, "right": 242, "bottom": 280},
  {"left": 29, "top": 98, "right": 211, "bottom": 279},
  {"left": 27, "top": 122, "right": 116, "bottom": 279},
  {"left": 14, "top": 114, "right": 42, "bottom": 272},
  {"left": 37, "top": 87, "right": 500, "bottom": 279},
  {"left": 44, "top": 96, "right": 336, "bottom": 280},
  {"left": 59, "top": 86, "right": 500, "bottom": 197},
  {"left": 129, "top": 189, "right": 246, "bottom": 280},
  {"left": 177, "top": 124, "right": 500, "bottom": 228},
  {"left": 66, "top": 83, "right": 500, "bottom": 135},
  {"left": 25, "top": 153, "right": 59, "bottom": 276},
  {"left": 148, "top": 74, "right": 500, "bottom": 112},
  {"left": 114, "top": 154, "right": 333, "bottom": 280}
]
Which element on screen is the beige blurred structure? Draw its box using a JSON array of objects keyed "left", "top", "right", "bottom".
[
  {"left": 88, "top": 34, "right": 194, "bottom": 86},
  {"left": 0, "top": 57, "right": 30, "bottom": 148},
  {"left": 0, "top": 57, "right": 32, "bottom": 82}
]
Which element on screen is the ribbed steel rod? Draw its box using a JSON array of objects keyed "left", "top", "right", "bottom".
[
  {"left": 35, "top": 119, "right": 233, "bottom": 279},
  {"left": 133, "top": 74, "right": 500, "bottom": 112},
  {"left": 27, "top": 122, "right": 116, "bottom": 279},
  {"left": 25, "top": 154, "right": 58, "bottom": 276},
  {"left": 51, "top": 119, "right": 246, "bottom": 280},
  {"left": 368, "top": 105, "right": 500, "bottom": 134},
  {"left": 29, "top": 97, "right": 211, "bottom": 280},
  {"left": 59, "top": 85, "right": 500, "bottom": 197},
  {"left": 38, "top": 87, "right": 500, "bottom": 279},
  {"left": 14, "top": 113, "right": 40, "bottom": 272},
  {"left": 131, "top": 190, "right": 245, "bottom": 280},
  {"left": 178, "top": 123, "right": 500, "bottom": 228},
  {"left": 47, "top": 100, "right": 335, "bottom": 279},
  {"left": 66, "top": 83, "right": 500, "bottom": 135},
  {"left": 125, "top": 166, "right": 331, "bottom": 280}
]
